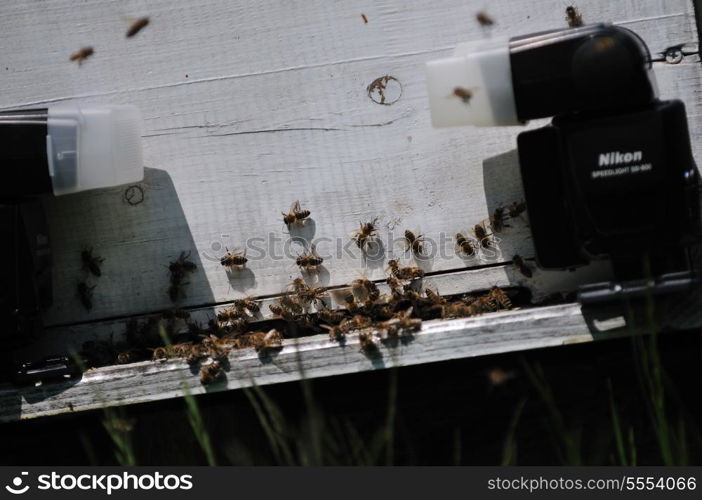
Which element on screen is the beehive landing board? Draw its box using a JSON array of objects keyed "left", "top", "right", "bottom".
[{"left": 1, "top": 0, "right": 701, "bottom": 419}]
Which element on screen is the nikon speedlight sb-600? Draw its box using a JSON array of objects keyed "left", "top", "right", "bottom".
[{"left": 426, "top": 24, "right": 701, "bottom": 302}]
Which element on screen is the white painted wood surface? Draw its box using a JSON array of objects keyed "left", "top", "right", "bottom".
[
  {"left": 0, "top": 0, "right": 698, "bottom": 328},
  {"left": 0, "top": 1, "right": 700, "bottom": 418}
]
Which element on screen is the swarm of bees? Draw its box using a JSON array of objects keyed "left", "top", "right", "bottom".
[
  {"left": 454, "top": 200, "right": 529, "bottom": 262},
  {"left": 79, "top": 145, "right": 536, "bottom": 387},
  {"left": 84, "top": 248, "right": 528, "bottom": 383},
  {"left": 169, "top": 251, "right": 197, "bottom": 302},
  {"left": 387, "top": 259, "right": 424, "bottom": 281}
]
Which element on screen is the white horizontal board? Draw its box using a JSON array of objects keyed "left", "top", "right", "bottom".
[
  {"left": 0, "top": 1, "right": 700, "bottom": 419},
  {"left": 0, "top": 0, "right": 698, "bottom": 328},
  {"left": 0, "top": 304, "right": 619, "bottom": 422}
]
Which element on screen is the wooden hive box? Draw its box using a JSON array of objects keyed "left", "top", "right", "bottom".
[{"left": 1, "top": 0, "right": 701, "bottom": 421}]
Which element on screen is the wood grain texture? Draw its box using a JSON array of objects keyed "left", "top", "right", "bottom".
[
  {"left": 0, "top": 0, "right": 698, "bottom": 328},
  {"left": 1, "top": 1, "right": 701, "bottom": 418},
  {"left": 6, "top": 280, "right": 702, "bottom": 421},
  {"left": 0, "top": 304, "right": 621, "bottom": 422},
  {"left": 15, "top": 260, "right": 612, "bottom": 360}
]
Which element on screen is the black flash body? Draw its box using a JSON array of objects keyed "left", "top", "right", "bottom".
[{"left": 427, "top": 24, "right": 701, "bottom": 303}]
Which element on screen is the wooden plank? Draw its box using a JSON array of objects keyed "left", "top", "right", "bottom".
[
  {"left": 0, "top": 0, "right": 698, "bottom": 328},
  {"left": 5, "top": 278, "right": 702, "bottom": 422},
  {"left": 0, "top": 303, "right": 617, "bottom": 422},
  {"left": 1, "top": 1, "right": 700, "bottom": 419},
  {"left": 14, "top": 260, "right": 612, "bottom": 360}
]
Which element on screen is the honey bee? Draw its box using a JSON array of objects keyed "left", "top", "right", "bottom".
[
  {"left": 473, "top": 223, "right": 491, "bottom": 248},
  {"left": 126, "top": 16, "right": 150, "bottom": 38},
  {"left": 232, "top": 297, "right": 260, "bottom": 313},
  {"left": 352, "top": 218, "right": 379, "bottom": 250},
  {"left": 81, "top": 248, "right": 104, "bottom": 277},
  {"left": 441, "top": 302, "right": 470, "bottom": 319},
  {"left": 172, "top": 342, "right": 196, "bottom": 359},
  {"left": 490, "top": 207, "right": 507, "bottom": 233},
  {"left": 455, "top": 232, "right": 475, "bottom": 257},
  {"left": 387, "top": 259, "right": 424, "bottom": 281},
  {"left": 404, "top": 230, "right": 424, "bottom": 256},
  {"left": 70, "top": 47, "right": 94, "bottom": 65},
  {"left": 565, "top": 6, "right": 583, "bottom": 28},
  {"left": 476, "top": 11, "right": 495, "bottom": 26},
  {"left": 169, "top": 251, "right": 197, "bottom": 275},
  {"left": 221, "top": 248, "right": 248, "bottom": 268},
  {"left": 77, "top": 281, "right": 96, "bottom": 311},
  {"left": 512, "top": 254, "right": 533, "bottom": 278},
  {"left": 116, "top": 350, "right": 139, "bottom": 364},
  {"left": 358, "top": 331, "right": 377, "bottom": 353},
  {"left": 489, "top": 286, "right": 512, "bottom": 310},
  {"left": 253, "top": 329, "right": 283, "bottom": 354},
  {"left": 351, "top": 278, "right": 380, "bottom": 303},
  {"left": 201, "top": 334, "right": 231, "bottom": 361},
  {"left": 229, "top": 317, "right": 249, "bottom": 332},
  {"left": 269, "top": 303, "right": 296, "bottom": 321},
  {"left": 474, "top": 294, "right": 498, "bottom": 314},
  {"left": 186, "top": 344, "right": 208, "bottom": 365},
  {"left": 368, "top": 301, "right": 395, "bottom": 321},
  {"left": 282, "top": 200, "right": 311, "bottom": 227},
  {"left": 199, "top": 360, "right": 225, "bottom": 385},
  {"left": 279, "top": 294, "right": 304, "bottom": 314},
  {"left": 340, "top": 315, "right": 372, "bottom": 333},
  {"left": 341, "top": 291, "right": 360, "bottom": 313},
  {"left": 217, "top": 306, "right": 247, "bottom": 323},
  {"left": 424, "top": 288, "right": 446, "bottom": 306},
  {"left": 506, "top": 201, "right": 527, "bottom": 218},
  {"left": 296, "top": 247, "right": 323, "bottom": 270},
  {"left": 318, "top": 308, "right": 348, "bottom": 325},
  {"left": 151, "top": 346, "right": 169, "bottom": 361},
  {"left": 289, "top": 278, "right": 327, "bottom": 306},
  {"left": 386, "top": 276, "right": 404, "bottom": 297},
  {"left": 168, "top": 251, "right": 196, "bottom": 302},
  {"left": 453, "top": 87, "right": 476, "bottom": 104},
  {"left": 394, "top": 307, "right": 422, "bottom": 333},
  {"left": 379, "top": 308, "right": 416, "bottom": 336},
  {"left": 323, "top": 324, "right": 345, "bottom": 342}
]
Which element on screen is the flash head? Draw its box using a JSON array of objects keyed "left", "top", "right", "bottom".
[
  {"left": 426, "top": 23, "right": 700, "bottom": 303},
  {"left": 427, "top": 24, "right": 657, "bottom": 127},
  {"left": 0, "top": 104, "right": 143, "bottom": 198}
]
